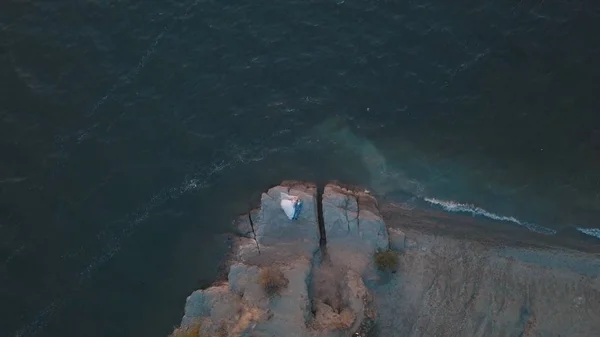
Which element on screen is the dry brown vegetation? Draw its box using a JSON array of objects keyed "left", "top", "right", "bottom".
[
  {"left": 216, "top": 322, "right": 228, "bottom": 337},
  {"left": 374, "top": 250, "right": 399, "bottom": 272},
  {"left": 168, "top": 321, "right": 201, "bottom": 337},
  {"left": 259, "top": 266, "right": 289, "bottom": 296},
  {"left": 168, "top": 320, "right": 229, "bottom": 337}
]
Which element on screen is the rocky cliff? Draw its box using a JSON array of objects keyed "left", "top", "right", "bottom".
[
  {"left": 175, "top": 181, "right": 387, "bottom": 337},
  {"left": 172, "top": 181, "right": 600, "bottom": 337}
]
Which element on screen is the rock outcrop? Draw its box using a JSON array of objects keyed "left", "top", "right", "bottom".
[
  {"left": 173, "top": 181, "right": 600, "bottom": 337},
  {"left": 310, "top": 184, "right": 388, "bottom": 336},
  {"left": 321, "top": 184, "right": 389, "bottom": 274},
  {"left": 177, "top": 181, "right": 386, "bottom": 337}
]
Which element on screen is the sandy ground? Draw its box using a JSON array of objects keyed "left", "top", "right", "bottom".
[{"left": 372, "top": 203, "right": 600, "bottom": 337}]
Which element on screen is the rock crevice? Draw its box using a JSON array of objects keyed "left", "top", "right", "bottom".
[
  {"left": 174, "top": 180, "right": 600, "bottom": 337},
  {"left": 179, "top": 181, "right": 386, "bottom": 337},
  {"left": 247, "top": 211, "right": 261, "bottom": 254},
  {"left": 316, "top": 184, "right": 327, "bottom": 247}
]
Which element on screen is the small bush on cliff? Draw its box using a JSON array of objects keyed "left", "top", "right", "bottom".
[
  {"left": 216, "top": 322, "right": 228, "bottom": 337},
  {"left": 168, "top": 321, "right": 201, "bottom": 337},
  {"left": 259, "top": 266, "right": 289, "bottom": 296},
  {"left": 374, "top": 250, "right": 399, "bottom": 272}
]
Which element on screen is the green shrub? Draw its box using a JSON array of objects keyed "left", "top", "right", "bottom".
[
  {"left": 259, "top": 266, "right": 289, "bottom": 296},
  {"left": 374, "top": 250, "right": 399, "bottom": 272}
]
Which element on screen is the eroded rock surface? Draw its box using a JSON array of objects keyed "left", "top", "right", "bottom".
[
  {"left": 374, "top": 203, "right": 600, "bottom": 337},
  {"left": 321, "top": 184, "right": 389, "bottom": 274},
  {"left": 174, "top": 181, "right": 600, "bottom": 337},
  {"left": 178, "top": 181, "right": 382, "bottom": 337},
  {"left": 308, "top": 184, "right": 388, "bottom": 337}
]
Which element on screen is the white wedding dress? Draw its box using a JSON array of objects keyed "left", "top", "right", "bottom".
[{"left": 280, "top": 192, "right": 297, "bottom": 220}]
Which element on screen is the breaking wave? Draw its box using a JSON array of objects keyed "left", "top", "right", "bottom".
[
  {"left": 576, "top": 228, "right": 600, "bottom": 240},
  {"left": 423, "top": 197, "right": 558, "bottom": 235}
]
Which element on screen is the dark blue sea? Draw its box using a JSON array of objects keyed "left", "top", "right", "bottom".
[{"left": 1, "top": 1, "right": 599, "bottom": 336}]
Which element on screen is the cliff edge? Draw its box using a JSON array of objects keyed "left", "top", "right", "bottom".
[
  {"left": 175, "top": 181, "right": 387, "bottom": 337},
  {"left": 171, "top": 181, "right": 600, "bottom": 337}
]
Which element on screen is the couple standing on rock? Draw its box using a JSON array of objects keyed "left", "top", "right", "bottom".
[{"left": 280, "top": 192, "right": 303, "bottom": 220}]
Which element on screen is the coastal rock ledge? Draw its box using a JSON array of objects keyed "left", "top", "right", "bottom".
[
  {"left": 178, "top": 181, "right": 388, "bottom": 337},
  {"left": 173, "top": 181, "right": 600, "bottom": 337}
]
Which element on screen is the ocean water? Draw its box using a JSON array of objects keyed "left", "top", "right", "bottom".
[{"left": 1, "top": 0, "right": 599, "bottom": 336}]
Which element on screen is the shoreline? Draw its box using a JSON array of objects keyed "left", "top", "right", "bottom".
[
  {"left": 380, "top": 201, "right": 600, "bottom": 255},
  {"left": 172, "top": 181, "right": 600, "bottom": 337},
  {"left": 375, "top": 204, "right": 600, "bottom": 336}
]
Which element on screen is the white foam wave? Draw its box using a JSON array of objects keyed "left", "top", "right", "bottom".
[
  {"left": 14, "top": 299, "right": 65, "bottom": 337},
  {"left": 576, "top": 228, "right": 600, "bottom": 240},
  {"left": 424, "top": 197, "right": 557, "bottom": 235}
]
